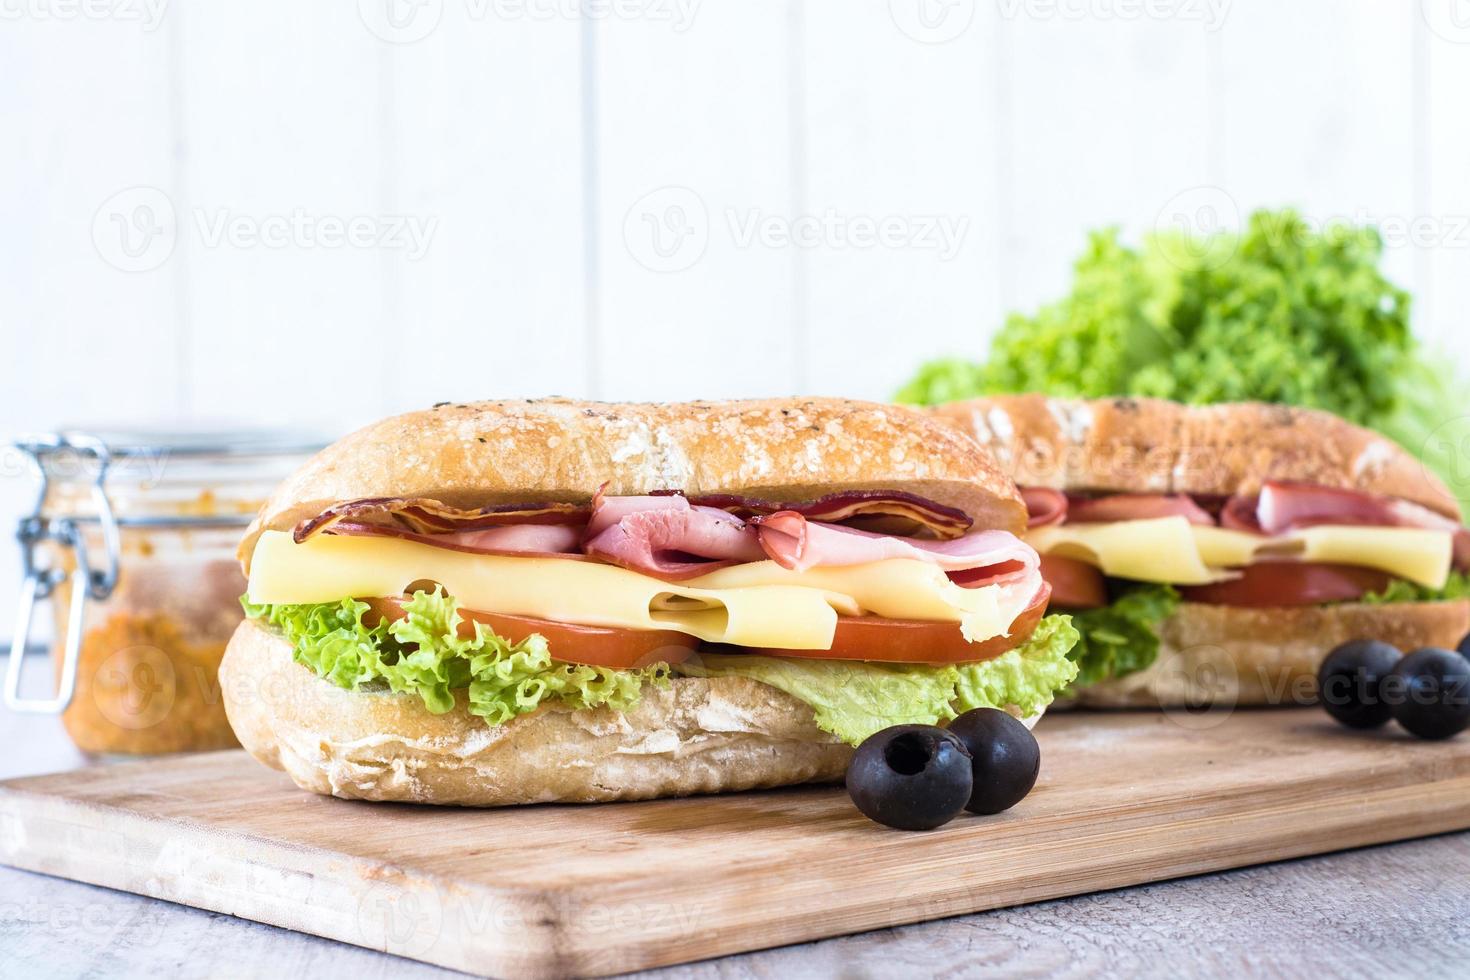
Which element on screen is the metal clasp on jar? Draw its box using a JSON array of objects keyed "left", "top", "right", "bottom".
[{"left": 4, "top": 433, "right": 121, "bottom": 713}]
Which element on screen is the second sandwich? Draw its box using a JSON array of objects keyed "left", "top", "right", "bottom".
[{"left": 936, "top": 395, "right": 1470, "bottom": 707}]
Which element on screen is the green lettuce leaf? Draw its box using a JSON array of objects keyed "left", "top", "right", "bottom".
[
  {"left": 242, "top": 590, "right": 669, "bottom": 726},
  {"left": 1064, "top": 583, "right": 1180, "bottom": 690},
  {"left": 1359, "top": 571, "right": 1470, "bottom": 606},
  {"left": 895, "top": 209, "right": 1469, "bottom": 488},
  {"left": 677, "top": 615, "right": 1079, "bottom": 745}
]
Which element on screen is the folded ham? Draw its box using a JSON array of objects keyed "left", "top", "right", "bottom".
[
  {"left": 752, "top": 511, "right": 1037, "bottom": 576},
  {"left": 1020, "top": 488, "right": 1067, "bottom": 528},
  {"left": 583, "top": 495, "right": 766, "bottom": 579}
]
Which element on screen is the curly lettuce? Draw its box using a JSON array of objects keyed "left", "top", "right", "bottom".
[
  {"left": 244, "top": 592, "right": 1081, "bottom": 745},
  {"left": 678, "top": 615, "right": 1079, "bottom": 745},
  {"left": 242, "top": 589, "right": 668, "bottom": 726},
  {"left": 1360, "top": 571, "right": 1470, "bottom": 606},
  {"left": 1065, "top": 584, "right": 1181, "bottom": 690},
  {"left": 896, "top": 209, "right": 1468, "bottom": 487}
]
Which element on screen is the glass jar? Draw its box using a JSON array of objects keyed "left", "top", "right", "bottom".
[{"left": 4, "top": 430, "right": 322, "bottom": 755}]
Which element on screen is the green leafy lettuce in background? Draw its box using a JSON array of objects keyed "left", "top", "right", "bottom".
[
  {"left": 896, "top": 209, "right": 1468, "bottom": 487},
  {"left": 245, "top": 594, "right": 1081, "bottom": 746}
]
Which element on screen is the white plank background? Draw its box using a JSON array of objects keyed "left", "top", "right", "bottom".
[{"left": 2, "top": 0, "right": 1470, "bottom": 642}]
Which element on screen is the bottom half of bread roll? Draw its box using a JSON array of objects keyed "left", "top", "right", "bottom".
[
  {"left": 222, "top": 620, "right": 1049, "bottom": 806},
  {"left": 1072, "top": 599, "right": 1470, "bottom": 709}
]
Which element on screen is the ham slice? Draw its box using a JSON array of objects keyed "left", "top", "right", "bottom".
[
  {"left": 1247, "top": 481, "right": 1470, "bottom": 569},
  {"left": 1065, "top": 493, "right": 1216, "bottom": 527},
  {"left": 433, "top": 523, "right": 583, "bottom": 554},
  {"left": 752, "top": 511, "right": 1038, "bottom": 578},
  {"left": 751, "top": 512, "right": 1045, "bottom": 622},
  {"left": 583, "top": 495, "right": 765, "bottom": 580},
  {"left": 1021, "top": 487, "right": 1068, "bottom": 528},
  {"left": 323, "top": 521, "right": 588, "bottom": 559}
]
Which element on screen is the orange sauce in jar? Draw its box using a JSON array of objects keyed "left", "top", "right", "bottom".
[{"left": 13, "top": 431, "right": 321, "bottom": 755}]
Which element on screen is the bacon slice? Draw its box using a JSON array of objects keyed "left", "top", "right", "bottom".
[
  {"left": 583, "top": 495, "right": 765, "bottom": 580},
  {"left": 1020, "top": 487, "right": 1068, "bottom": 528},
  {"left": 294, "top": 497, "right": 589, "bottom": 542},
  {"left": 672, "top": 490, "right": 972, "bottom": 539},
  {"left": 1065, "top": 493, "right": 1216, "bottom": 527}
]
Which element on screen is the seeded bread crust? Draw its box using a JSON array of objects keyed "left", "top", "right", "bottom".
[
  {"left": 241, "top": 397, "right": 1026, "bottom": 572},
  {"left": 934, "top": 395, "right": 1461, "bottom": 520}
]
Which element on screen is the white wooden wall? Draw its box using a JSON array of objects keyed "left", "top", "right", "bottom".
[{"left": 3, "top": 0, "right": 1470, "bottom": 640}]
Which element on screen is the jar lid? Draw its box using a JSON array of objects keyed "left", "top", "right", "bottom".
[{"left": 13, "top": 428, "right": 328, "bottom": 459}]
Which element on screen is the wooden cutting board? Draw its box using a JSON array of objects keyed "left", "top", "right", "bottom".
[{"left": 3, "top": 708, "right": 1469, "bottom": 977}]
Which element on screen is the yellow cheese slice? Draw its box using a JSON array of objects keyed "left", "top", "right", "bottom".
[
  {"left": 1289, "top": 526, "right": 1452, "bottom": 588},
  {"left": 1026, "top": 518, "right": 1453, "bottom": 589},
  {"left": 1027, "top": 518, "right": 1233, "bottom": 586},
  {"left": 1190, "top": 525, "right": 1270, "bottom": 568},
  {"left": 686, "top": 558, "right": 1030, "bottom": 643},
  {"left": 246, "top": 531, "right": 1030, "bottom": 650}
]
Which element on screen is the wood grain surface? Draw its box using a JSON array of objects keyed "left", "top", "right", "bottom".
[{"left": 2, "top": 709, "right": 1468, "bottom": 978}]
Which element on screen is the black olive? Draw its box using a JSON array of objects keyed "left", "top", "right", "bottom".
[
  {"left": 1386, "top": 648, "right": 1470, "bottom": 740},
  {"left": 846, "top": 725, "right": 973, "bottom": 831},
  {"left": 1316, "top": 639, "right": 1401, "bottom": 729},
  {"left": 947, "top": 708, "right": 1041, "bottom": 814}
]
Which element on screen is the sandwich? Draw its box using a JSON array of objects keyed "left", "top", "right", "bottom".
[
  {"left": 220, "top": 397, "right": 1080, "bottom": 805},
  {"left": 933, "top": 395, "right": 1470, "bottom": 707}
]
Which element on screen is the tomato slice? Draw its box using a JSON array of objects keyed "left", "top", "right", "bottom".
[
  {"left": 1177, "top": 562, "right": 1392, "bottom": 607},
  {"left": 1039, "top": 554, "right": 1107, "bottom": 610},
  {"left": 738, "top": 583, "right": 1052, "bottom": 665},
  {"left": 365, "top": 598, "right": 697, "bottom": 670},
  {"left": 369, "top": 583, "right": 1052, "bottom": 668}
]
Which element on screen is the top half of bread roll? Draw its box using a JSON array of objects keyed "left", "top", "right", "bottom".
[
  {"left": 240, "top": 397, "right": 1027, "bottom": 568},
  {"left": 933, "top": 394, "right": 1462, "bottom": 522}
]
